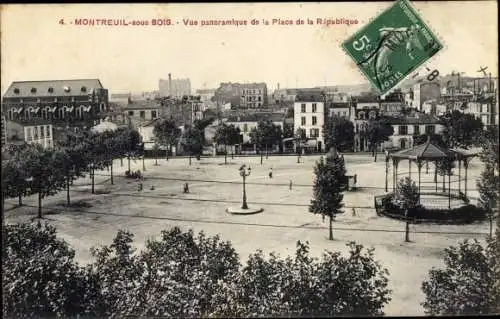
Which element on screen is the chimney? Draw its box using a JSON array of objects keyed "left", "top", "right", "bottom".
[{"left": 168, "top": 73, "right": 172, "bottom": 97}]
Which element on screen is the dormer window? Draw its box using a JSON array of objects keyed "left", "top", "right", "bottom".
[
  {"left": 31, "top": 87, "right": 37, "bottom": 93},
  {"left": 63, "top": 86, "right": 71, "bottom": 93},
  {"left": 13, "top": 88, "right": 20, "bottom": 94},
  {"left": 48, "top": 87, "right": 54, "bottom": 93},
  {"left": 54, "top": 98, "right": 58, "bottom": 102},
  {"left": 81, "top": 86, "right": 87, "bottom": 93}
]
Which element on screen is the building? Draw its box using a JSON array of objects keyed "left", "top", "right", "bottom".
[
  {"left": 352, "top": 95, "right": 381, "bottom": 152},
  {"left": 159, "top": 74, "right": 191, "bottom": 98},
  {"left": 421, "top": 100, "right": 447, "bottom": 116},
  {"left": 294, "top": 93, "right": 325, "bottom": 152},
  {"left": 328, "top": 102, "right": 352, "bottom": 119},
  {"left": 241, "top": 83, "right": 268, "bottom": 108},
  {"left": 1, "top": 114, "right": 7, "bottom": 148},
  {"left": 196, "top": 88, "right": 216, "bottom": 104},
  {"left": 4, "top": 118, "right": 54, "bottom": 149},
  {"left": 464, "top": 93, "right": 497, "bottom": 127},
  {"left": 380, "top": 90, "right": 405, "bottom": 116},
  {"left": 123, "top": 100, "right": 162, "bottom": 127},
  {"left": 2, "top": 79, "right": 109, "bottom": 141},
  {"left": 215, "top": 82, "right": 268, "bottom": 109},
  {"left": 411, "top": 82, "right": 441, "bottom": 110},
  {"left": 384, "top": 113, "right": 444, "bottom": 150}
]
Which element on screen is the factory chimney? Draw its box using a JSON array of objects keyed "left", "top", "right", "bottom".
[{"left": 168, "top": 73, "right": 172, "bottom": 97}]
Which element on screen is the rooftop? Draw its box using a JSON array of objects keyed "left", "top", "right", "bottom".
[
  {"left": 3, "top": 79, "right": 104, "bottom": 98},
  {"left": 122, "top": 100, "right": 161, "bottom": 109},
  {"left": 386, "top": 113, "right": 441, "bottom": 125},
  {"left": 392, "top": 138, "right": 452, "bottom": 160},
  {"left": 226, "top": 112, "right": 284, "bottom": 123}
]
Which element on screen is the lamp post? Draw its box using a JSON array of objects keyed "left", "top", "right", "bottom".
[
  {"left": 239, "top": 165, "right": 251, "bottom": 209},
  {"left": 90, "top": 163, "right": 95, "bottom": 194}
]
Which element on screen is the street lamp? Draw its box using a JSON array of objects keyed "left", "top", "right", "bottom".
[
  {"left": 385, "top": 150, "right": 390, "bottom": 192},
  {"left": 239, "top": 165, "right": 251, "bottom": 209}
]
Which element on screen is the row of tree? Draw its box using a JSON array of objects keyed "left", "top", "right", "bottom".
[
  {"left": 2, "top": 223, "right": 392, "bottom": 318},
  {"left": 1, "top": 126, "right": 143, "bottom": 218}
]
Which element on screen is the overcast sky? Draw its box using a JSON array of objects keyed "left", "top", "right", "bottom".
[{"left": 1, "top": 1, "right": 498, "bottom": 95}]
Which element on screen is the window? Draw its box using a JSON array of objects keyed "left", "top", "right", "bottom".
[
  {"left": 358, "top": 111, "right": 365, "bottom": 120},
  {"left": 128, "top": 111, "right": 134, "bottom": 116},
  {"left": 301, "top": 116, "right": 306, "bottom": 126},
  {"left": 41, "top": 126, "right": 45, "bottom": 138},
  {"left": 34, "top": 127, "right": 39, "bottom": 140},
  {"left": 152, "top": 111, "right": 157, "bottom": 118},
  {"left": 26, "top": 127, "right": 31, "bottom": 141},
  {"left": 312, "top": 116, "right": 317, "bottom": 125},
  {"left": 369, "top": 111, "right": 376, "bottom": 119},
  {"left": 46, "top": 126, "right": 50, "bottom": 137},
  {"left": 398, "top": 125, "right": 408, "bottom": 135},
  {"left": 310, "top": 128, "right": 320, "bottom": 138},
  {"left": 243, "top": 124, "right": 248, "bottom": 132},
  {"left": 425, "top": 125, "right": 435, "bottom": 134},
  {"left": 301, "top": 104, "right": 306, "bottom": 113},
  {"left": 140, "top": 111, "right": 145, "bottom": 119},
  {"left": 258, "top": 96, "right": 262, "bottom": 102},
  {"left": 343, "top": 111, "right": 347, "bottom": 116},
  {"left": 31, "top": 88, "right": 37, "bottom": 94},
  {"left": 312, "top": 103, "right": 317, "bottom": 112},
  {"left": 81, "top": 86, "right": 87, "bottom": 93},
  {"left": 48, "top": 87, "right": 54, "bottom": 93},
  {"left": 413, "top": 125, "right": 420, "bottom": 135},
  {"left": 14, "top": 88, "right": 20, "bottom": 94}
]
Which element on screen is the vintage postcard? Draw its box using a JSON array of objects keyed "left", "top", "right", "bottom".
[{"left": 1, "top": 1, "right": 499, "bottom": 318}]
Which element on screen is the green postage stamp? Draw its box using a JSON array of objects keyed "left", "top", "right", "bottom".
[{"left": 342, "top": 0, "right": 443, "bottom": 95}]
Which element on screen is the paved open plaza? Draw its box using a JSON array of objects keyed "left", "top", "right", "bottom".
[{"left": 4, "top": 153, "right": 490, "bottom": 316}]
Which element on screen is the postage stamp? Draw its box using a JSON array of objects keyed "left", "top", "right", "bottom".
[{"left": 342, "top": 0, "right": 443, "bottom": 95}]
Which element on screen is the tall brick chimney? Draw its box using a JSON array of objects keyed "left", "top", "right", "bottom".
[{"left": 168, "top": 73, "right": 172, "bottom": 97}]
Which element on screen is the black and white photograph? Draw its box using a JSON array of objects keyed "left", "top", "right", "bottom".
[{"left": 1, "top": 1, "right": 499, "bottom": 317}]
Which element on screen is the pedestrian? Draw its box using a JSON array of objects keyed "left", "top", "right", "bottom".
[
  {"left": 289, "top": 180, "right": 292, "bottom": 190},
  {"left": 183, "top": 182, "right": 189, "bottom": 193},
  {"left": 269, "top": 168, "right": 273, "bottom": 179},
  {"left": 352, "top": 207, "right": 356, "bottom": 217}
]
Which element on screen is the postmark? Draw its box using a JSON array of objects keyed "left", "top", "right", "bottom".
[{"left": 342, "top": 0, "right": 443, "bottom": 95}]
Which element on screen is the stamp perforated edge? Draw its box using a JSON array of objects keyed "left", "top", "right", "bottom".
[{"left": 340, "top": 0, "right": 448, "bottom": 98}]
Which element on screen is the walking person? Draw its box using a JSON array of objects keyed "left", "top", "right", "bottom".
[{"left": 269, "top": 168, "right": 273, "bottom": 179}]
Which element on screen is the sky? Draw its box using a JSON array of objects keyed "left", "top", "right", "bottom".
[{"left": 1, "top": 1, "right": 498, "bottom": 95}]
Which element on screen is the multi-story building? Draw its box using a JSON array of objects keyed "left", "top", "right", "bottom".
[
  {"left": 1, "top": 114, "right": 7, "bottom": 149},
  {"left": 2, "top": 79, "right": 109, "bottom": 143},
  {"left": 328, "top": 102, "right": 352, "bottom": 119},
  {"left": 380, "top": 90, "right": 405, "bottom": 116},
  {"left": 225, "top": 112, "right": 284, "bottom": 153},
  {"left": 384, "top": 113, "right": 444, "bottom": 150},
  {"left": 4, "top": 119, "right": 54, "bottom": 149},
  {"left": 411, "top": 82, "right": 441, "bottom": 110},
  {"left": 241, "top": 83, "right": 268, "bottom": 108},
  {"left": 123, "top": 100, "right": 162, "bottom": 127},
  {"left": 293, "top": 93, "right": 325, "bottom": 152},
  {"left": 214, "top": 82, "right": 268, "bottom": 109},
  {"left": 352, "top": 95, "right": 380, "bottom": 152},
  {"left": 159, "top": 74, "right": 191, "bottom": 98}
]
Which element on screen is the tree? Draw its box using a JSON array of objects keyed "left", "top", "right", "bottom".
[
  {"left": 421, "top": 238, "right": 498, "bottom": 315},
  {"left": 1, "top": 154, "right": 30, "bottom": 207},
  {"left": 393, "top": 177, "right": 420, "bottom": 242},
  {"left": 477, "top": 125, "right": 499, "bottom": 237},
  {"left": 309, "top": 150, "right": 346, "bottom": 240},
  {"left": 365, "top": 117, "right": 394, "bottom": 162},
  {"left": 324, "top": 115, "right": 355, "bottom": 152},
  {"left": 214, "top": 123, "right": 241, "bottom": 164},
  {"left": 153, "top": 118, "right": 181, "bottom": 161},
  {"left": 22, "top": 145, "right": 67, "bottom": 218},
  {"left": 436, "top": 156, "right": 455, "bottom": 193},
  {"left": 294, "top": 128, "right": 307, "bottom": 163},
  {"left": 283, "top": 122, "right": 294, "bottom": 138},
  {"left": 181, "top": 126, "right": 203, "bottom": 165},
  {"left": 250, "top": 119, "right": 282, "bottom": 164},
  {"left": 440, "top": 110, "right": 484, "bottom": 148},
  {"left": 152, "top": 142, "right": 160, "bottom": 166},
  {"left": 2, "top": 222, "right": 105, "bottom": 318}
]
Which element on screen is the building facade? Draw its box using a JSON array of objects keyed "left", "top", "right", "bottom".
[
  {"left": 385, "top": 114, "right": 444, "bottom": 150},
  {"left": 328, "top": 102, "right": 352, "bottom": 118},
  {"left": 123, "top": 100, "right": 162, "bottom": 127},
  {"left": 159, "top": 75, "right": 191, "bottom": 98},
  {"left": 241, "top": 83, "right": 268, "bottom": 108},
  {"left": 5, "top": 119, "right": 54, "bottom": 149},
  {"left": 293, "top": 94, "right": 325, "bottom": 152},
  {"left": 2, "top": 79, "right": 109, "bottom": 145},
  {"left": 411, "top": 82, "right": 441, "bottom": 110}
]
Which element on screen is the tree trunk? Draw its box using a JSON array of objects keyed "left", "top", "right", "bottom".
[
  {"left": 111, "top": 161, "right": 114, "bottom": 185},
  {"left": 260, "top": 151, "right": 263, "bottom": 165},
  {"left": 405, "top": 209, "right": 410, "bottom": 242},
  {"left": 329, "top": 216, "right": 333, "bottom": 240},
  {"left": 231, "top": 147, "right": 234, "bottom": 159},
  {"left": 374, "top": 144, "right": 378, "bottom": 162},
  {"left": 66, "top": 173, "right": 71, "bottom": 206},
  {"left": 91, "top": 167, "right": 95, "bottom": 194},
  {"left": 38, "top": 192, "right": 42, "bottom": 219},
  {"left": 266, "top": 144, "right": 269, "bottom": 159},
  {"left": 120, "top": 157, "right": 123, "bottom": 167},
  {"left": 18, "top": 194, "right": 23, "bottom": 206},
  {"left": 128, "top": 156, "right": 131, "bottom": 172},
  {"left": 189, "top": 154, "right": 192, "bottom": 165},
  {"left": 224, "top": 145, "right": 227, "bottom": 164}
]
